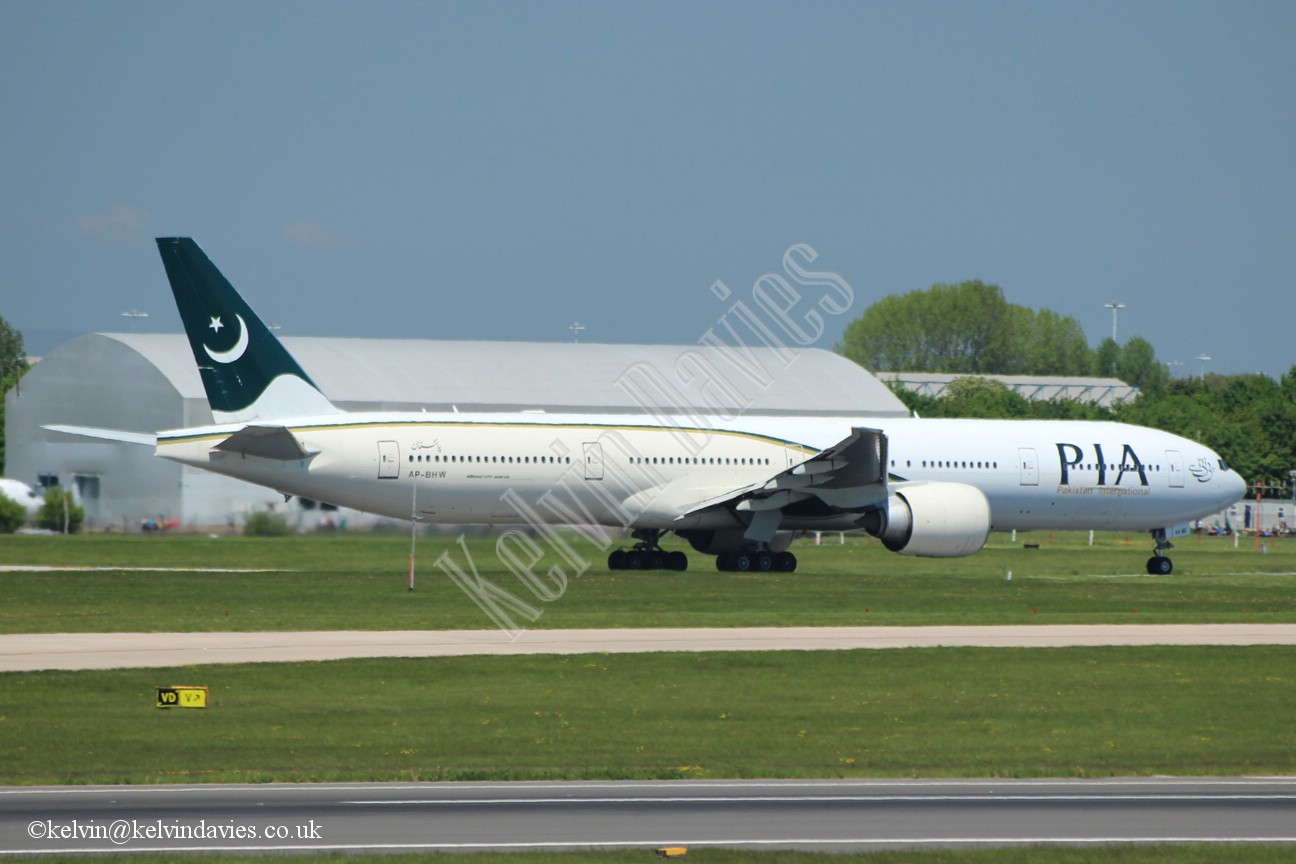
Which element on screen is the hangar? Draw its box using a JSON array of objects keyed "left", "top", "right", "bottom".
[
  {"left": 878, "top": 371, "right": 1138, "bottom": 408},
  {"left": 5, "top": 333, "right": 908, "bottom": 531}
]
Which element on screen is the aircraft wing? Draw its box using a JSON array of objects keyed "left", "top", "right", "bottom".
[{"left": 677, "top": 427, "right": 889, "bottom": 538}]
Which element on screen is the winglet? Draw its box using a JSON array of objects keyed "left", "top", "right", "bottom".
[{"left": 156, "top": 238, "right": 340, "bottom": 422}]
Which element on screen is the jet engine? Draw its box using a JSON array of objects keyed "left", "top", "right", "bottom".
[{"left": 861, "top": 481, "right": 991, "bottom": 558}]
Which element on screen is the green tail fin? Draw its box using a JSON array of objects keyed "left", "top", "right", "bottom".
[{"left": 157, "top": 238, "right": 339, "bottom": 421}]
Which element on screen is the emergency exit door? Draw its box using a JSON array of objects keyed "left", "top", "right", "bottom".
[
  {"left": 1018, "top": 447, "right": 1039, "bottom": 486},
  {"left": 378, "top": 440, "right": 400, "bottom": 479}
]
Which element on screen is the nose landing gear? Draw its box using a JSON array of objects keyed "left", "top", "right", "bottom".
[{"left": 1146, "top": 528, "right": 1174, "bottom": 575}]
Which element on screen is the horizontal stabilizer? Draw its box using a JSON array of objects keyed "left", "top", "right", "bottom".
[
  {"left": 43, "top": 425, "right": 157, "bottom": 446},
  {"left": 213, "top": 425, "right": 318, "bottom": 461}
]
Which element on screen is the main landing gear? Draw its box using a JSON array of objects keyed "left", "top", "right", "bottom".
[
  {"left": 608, "top": 529, "right": 688, "bottom": 572},
  {"left": 1146, "top": 528, "right": 1174, "bottom": 575},
  {"left": 716, "top": 547, "right": 797, "bottom": 573}
]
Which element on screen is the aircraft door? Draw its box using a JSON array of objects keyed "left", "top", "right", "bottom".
[
  {"left": 1018, "top": 447, "right": 1039, "bottom": 486},
  {"left": 583, "top": 442, "right": 604, "bottom": 480},
  {"left": 377, "top": 440, "right": 400, "bottom": 479},
  {"left": 1166, "top": 450, "right": 1185, "bottom": 488}
]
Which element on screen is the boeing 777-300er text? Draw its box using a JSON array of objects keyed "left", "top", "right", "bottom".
[{"left": 52, "top": 239, "right": 1246, "bottom": 575}]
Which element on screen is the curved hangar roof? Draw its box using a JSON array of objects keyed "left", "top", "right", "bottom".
[{"left": 56, "top": 333, "right": 909, "bottom": 420}]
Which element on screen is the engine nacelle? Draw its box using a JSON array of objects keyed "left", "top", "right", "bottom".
[{"left": 861, "top": 482, "right": 991, "bottom": 558}]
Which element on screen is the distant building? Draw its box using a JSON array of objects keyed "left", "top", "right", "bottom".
[
  {"left": 6, "top": 333, "right": 907, "bottom": 531},
  {"left": 877, "top": 371, "right": 1137, "bottom": 408}
]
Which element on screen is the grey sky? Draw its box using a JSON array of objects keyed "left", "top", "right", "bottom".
[{"left": 3, "top": 1, "right": 1293, "bottom": 378}]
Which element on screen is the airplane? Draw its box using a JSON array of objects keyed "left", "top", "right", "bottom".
[
  {"left": 53, "top": 238, "right": 1246, "bottom": 576},
  {"left": 0, "top": 478, "right": 42, "bottom": 517}
]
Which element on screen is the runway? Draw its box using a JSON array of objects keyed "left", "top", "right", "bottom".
[
  {"left": 3, "top": 624, "right": 1296, "bottom": 671},
  {"left": 3, "top": 778, "right": 1294, "bottom": 854}
]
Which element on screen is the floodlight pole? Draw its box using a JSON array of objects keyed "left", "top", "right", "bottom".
[
  {"left": 409, "top": 484, "right": 418, "bottom": 592},
  {"left": 121, "top": 310, "right": 149, "bottom": 331},
  {"left": 1254, "top": 481, "right": 1263, "bottom": 553},
  {"left": 1104, "top": 303, "right": 1125, "bottom": 342}
]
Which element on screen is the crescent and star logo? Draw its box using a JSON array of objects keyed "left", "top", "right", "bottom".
[{"left": 203, "top": 314, "right": 249, "bottom": 364}]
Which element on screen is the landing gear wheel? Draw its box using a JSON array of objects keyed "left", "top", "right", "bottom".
[
  {"left": 1146, "top": 555, "right": 1173, "bottom": 575},
  {"left": 608, "top": 530, "right": 691, "bottom": 572},
  {"left": 1146, "top": 528, "right": 1175, "bottom": 576},
  {"left": 716, "top": 547, "right": 792, "bottom": 573}
]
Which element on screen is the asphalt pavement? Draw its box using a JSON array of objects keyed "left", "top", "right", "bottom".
[{"left": 4, "top": 778, "right": 1295, "bottom": 854}]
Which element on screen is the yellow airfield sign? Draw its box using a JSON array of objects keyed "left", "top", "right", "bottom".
[{"left": 155, "top": 685, "right": 209, "bottom": 708}]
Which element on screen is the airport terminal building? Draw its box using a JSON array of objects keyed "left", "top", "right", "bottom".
[{"left": 5, "top": 333, "right": 908, "bottom": 531}]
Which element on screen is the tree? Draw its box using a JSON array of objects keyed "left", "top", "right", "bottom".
[
  {"left": 0, "top": 313, "right": 30, "bottom": 475},
  {"left": 838, "top": 280, "right": 1017, "bottom": 373},
  {"left": 35, "top": 488, "right": 84, "bottom": 534},
  {"left": 1117, "top": 336, "right": 1169, "bottom": 394},
  {"left": 244, "top": 510, "right": 293, "bottom": 536},
  {"left": 940, "top": 376, "right": 1030, "bottom": 418},
  {"left": 1092, "top": 338, "right": 1120, "bottom": 377},
  {"left": 1282, "top": 365, "right": 1296, "bottom": 401},
  {"left": 1020, "top": 309, "right": 1094, "bottom": 376},
  {"left": 0, "top": 315, "right": 24, "bottom": 376},
  {"left": 838, "top": 292, "right": 930, "bottom": 371},
  {"left": 0, "top": 491, "right": 27, "bottom": 533},
  {"left": 837, "top": 281, "right": 1095, "bottom": 376}
]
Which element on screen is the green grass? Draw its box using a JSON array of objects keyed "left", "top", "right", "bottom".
[
  {"left": 2, "top": 645, "right": 1293, "bottom": 785},
  {"left": 4, "top": 535, "right": 1293, "bottom": 860},
  {"left": 2, "top": 531, "right": 1295, "bottom": 633},
  {"left": 16, "top": 849, "right": 1295, "bottom": 864},
  {"left": 3, "top": 532, "right": 1293, "bottom": 790}
]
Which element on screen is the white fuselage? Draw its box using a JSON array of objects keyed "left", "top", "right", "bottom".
[{"left": 155, "top": 411, "right": 1246, "bottom": 535}]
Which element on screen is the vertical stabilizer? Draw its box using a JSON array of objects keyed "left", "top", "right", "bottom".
[{"left": 157, "top": 237, "right": 341, "bottom": 422}]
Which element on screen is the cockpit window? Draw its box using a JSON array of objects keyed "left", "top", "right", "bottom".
[{"left": 1219, "top": 459, "right": 1230, "bottom": 472}]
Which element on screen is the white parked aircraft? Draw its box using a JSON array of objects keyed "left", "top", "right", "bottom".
[
  {"left": 53, "top": 239, "right": 1246, "bottom": 575},
  {"left": 0, "top": 478, "right": 42, "bottom": 517}
]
